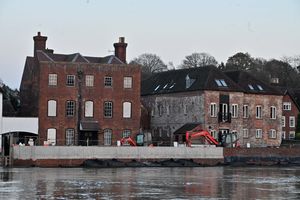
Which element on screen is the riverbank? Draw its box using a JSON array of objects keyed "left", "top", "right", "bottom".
[{"left": 7, "top": 146, "right": 300, "bottom": 167}]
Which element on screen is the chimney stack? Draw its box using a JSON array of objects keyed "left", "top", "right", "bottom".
[
  {"left": 114, "top": 37, "right": 127, "bottom": 63},
  {"left": 33, "top": 32, "right": 47, "bottom": 57}
]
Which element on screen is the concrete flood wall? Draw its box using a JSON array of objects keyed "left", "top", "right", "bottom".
[
  {"left": 224, "top": 147, "right": 300, "bottom": 166},
  {"left": 12, "top": 146, "right": 224, "bottom": 167}
]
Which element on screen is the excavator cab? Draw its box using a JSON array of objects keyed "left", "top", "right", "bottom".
[{"left": 186, "top": 129, "right": 239, "bottom": 147}]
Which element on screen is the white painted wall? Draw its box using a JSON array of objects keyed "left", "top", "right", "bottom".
[
  {"left": 2, "top": 117, "right": 38, "bottom": 134},
  {"left": 0, "top": 91, "right": 3, "bottom": 151}
]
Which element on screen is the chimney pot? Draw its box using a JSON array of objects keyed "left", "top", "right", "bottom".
[
  {"left": 114, "top": 37, "right": 128, "bottom": 64},
  {"left": 119, "top": 37, "right": 125, "bottom": 43},
  {"left": 33, "top": 32, "right": 48, "bottom": 57}
]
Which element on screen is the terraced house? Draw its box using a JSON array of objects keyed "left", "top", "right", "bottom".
[
  {"left": 19, "top": 32, "right": 141, "bottom": 146},
  {"left": 141, "top": 66, "right": 283, "bottom": 147}
]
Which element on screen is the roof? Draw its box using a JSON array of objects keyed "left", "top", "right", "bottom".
[
  {"left": 225, "top": 71, "right": 281, "bottom": 95},
  {"left": 80, "top": 121, "right": 100, "bottom": 131},
  {"left": 36, "top": 50, "right": 124, "bottom": 64},
  {"left": 173, "top": 123, "right": 203, "bottom": 135},
  {"left": 141, "top": 66, "right": 243, "bottom": 96}
]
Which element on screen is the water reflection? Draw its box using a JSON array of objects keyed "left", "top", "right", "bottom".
[{"left": 0, "top": 167, "right": 300, "bottom": 199}]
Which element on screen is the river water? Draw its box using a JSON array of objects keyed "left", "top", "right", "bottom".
[{"left": 0, "top": 167, "right": 300, "bottom": 199}]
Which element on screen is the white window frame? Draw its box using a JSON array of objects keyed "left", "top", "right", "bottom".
[
  {"left": 47, "top": 100, "right": 57, "bottom": 117},
  {"left": 256, "top": 106, "right": 262, "bottom": 119},
  {"left": 47, "top": 128, "right": 56, "bottom": 145},
  {"left": 85, "top": 75, "right": 94, "bottom": 87},
  {"left": 183, "top": 104, "right": 187, "bottom": 115},
  {"left": 166, "top": 105, "right": 170, "bottom": 116},
  {"left": 269, "top": 129, "right": 276, "bottom": 139},
  {"left": 123, "top": 102, "right": 132, "bottom": 118},
  {"left": 289, "top": 131, "right": 295, "bottom": 139},
  {"left": 282, "top": 131, "right": 286, "bottom": 139},
  {"left": 270, "top": 106, "right": 276, "bottom": 119},
  {"left": 243, "top": 105, "right": 249, "bottom": 118},
  {"left": 231, "top": 104, "right": 238, "bottom": 118},
  {"left": 85, "top": 101, "right": 94, "bottom": 117},
  {"left": 282, "top": 116, "right": 286, "bottom": 127},
  {"left": 104, "top": 76, "right": 113, "bottom": 87},
  {"left": 283, "top": 102, "right": 291, "bottom": 111},
  {"left": 66, "top": 75, "right": 75, "bottom": 86},
  {"left": 210, "top": 103, "right": 217, "bottom": 117},
  {"left": 66, "top": 129, "right": 75, "bottom": 145},
  {"left": 48, "top": 74, "right": 57, "bottom": 86},
  {"left": 66, "top": 100, "right": 75, "bottom": 117},
  {"left": 210, "top": 130, "right": 218, "bottom": 140},
  {"left": 104, "top": 101, "right": 113, "bottom": 118},
  {"left": 123, "top": 77, "right": 132, "bottom": 89},
  {"left": 243, "top": 129, "right": 249, "bottom": 138},
  {"left": 256, "top": 129, "right": 262, "bottom": 139},
  {"left": 104, "top": 129, "right": 112, "bottom": 145},
  {"left": 122, "top": 129, "right": 131, "bottom": 138},
  {"left": 289, "top": 116, "right": 295, "bottom": 127}
]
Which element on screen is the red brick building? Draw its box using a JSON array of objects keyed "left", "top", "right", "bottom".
[
  {"left": 281, "top": 90, "right": 300, "bottom": 139},
  {"left": 19, "top": 32, "right": 141, "bottom": 146}
]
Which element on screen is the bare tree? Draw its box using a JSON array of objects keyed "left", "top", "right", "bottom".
[
  {"left": 130, "top": 53, "right": 167, "bottom": 79},
  {"left": 180, "top": 52, "right": 218, "bottom": 68}
]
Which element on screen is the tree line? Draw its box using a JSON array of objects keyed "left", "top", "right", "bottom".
[{"left": 131, "top": 52, "right": 300, "bottom": 88}]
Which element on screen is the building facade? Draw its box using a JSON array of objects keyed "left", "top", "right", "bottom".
[
  {"left": 142, "top": 67, "right": 283, "bottom": 147},
  {"left": 19, "top": 32, "right": 141, "bottom": 146},
  {"left": 281, "top": 91, "right": 300, "bottom": 140}
]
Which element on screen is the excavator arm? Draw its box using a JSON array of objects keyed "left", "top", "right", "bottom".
[
  {"left": 186, "top": 130, "right": 219, "bottom": 147},
  {"left": 120, "top": 137, "right": 137, "bottom": 146}
]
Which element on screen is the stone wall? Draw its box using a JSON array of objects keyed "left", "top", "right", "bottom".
[{"left": 141, "top": 91, "right": 205, "bottom": 145}]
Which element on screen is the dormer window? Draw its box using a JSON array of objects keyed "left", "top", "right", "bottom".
[
  {"left": 248, "top": 84, "right": 254, "bottom": 90},
  {"left": 185, "top": 75, "right": 195, "bottom": 89},
  {"left": 257, "top": 85, "right": 263, "bottom": 91},
  {"left": 215, "top": 79, "right": 227, "bottom": 87}
]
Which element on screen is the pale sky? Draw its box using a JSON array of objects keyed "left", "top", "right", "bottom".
[{"left": 0, "top": 0, "right": 299, "bottom": 89}]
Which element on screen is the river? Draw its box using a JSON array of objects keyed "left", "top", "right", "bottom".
[{"left": 1, "top": 167, "right": 300, "bottom": 199}]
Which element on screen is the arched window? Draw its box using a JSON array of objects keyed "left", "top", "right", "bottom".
[
  {"left": 85, "top": 101, "right": 94, "bottom": 117},
  {"left": 47, "top": 128, "right": 56, "bottom": 145},
  {"left": 104, "top": 129, "right": 112, "bottom": 146},
  {"left": 123, "top": 102, "right": 132, "bottom": 118},
  {"left": 48, "top": 100, "right": 57, "bottom": 117}
]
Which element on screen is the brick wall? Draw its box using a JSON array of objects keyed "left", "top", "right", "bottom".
[{"left": 38, "top": 62, "right": 141, "bottom": 145}]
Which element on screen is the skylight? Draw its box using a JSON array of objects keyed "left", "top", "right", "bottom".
[
  {"left": 163, "top": 84, "right": 168, "bottom": 89},
  {"left": 220, "top": 80, "right": 228, "bottom": 87},
  {"left": 257, "top": 85, "right": 263, "bottom": 91},
  {"left": 215, "top": 79, "right": 227, "bottom": 87},
  {"left": 169, "top": 83, "right": 176, "bottom": 89},
  {"left": 154, "top": 85, "right": 160, "bottom": 91},
  {"left": 248, "top": 84, "right": 254, "bottom": 90}
]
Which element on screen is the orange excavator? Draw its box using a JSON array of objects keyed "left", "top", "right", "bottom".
[
  {"left": 120, "top": 137, "right": 137, "bottom": 146},
  {"left": 186, "top": 130, "right": 239, "bottom": 147}
]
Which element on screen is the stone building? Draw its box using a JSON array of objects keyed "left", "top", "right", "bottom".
[
  {"left": 19, "top": 32, "right": 141, "bottom": 146},
  {"left": 142, "top": 67, "right": 283, "bottom": 147}
]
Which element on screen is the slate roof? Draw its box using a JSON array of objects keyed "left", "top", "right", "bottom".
[
  {"left": 141, "top": 66, "right": 243, "bottom": 96},
  {"left": 80, "top": 121, "right": 100, "bottom": 131},
  {"left": 35, "top": 50, "right": 124, "bottom": 64},
  {"left": 173, "top": 123, "right": 202, "bottom": 135},
  {"left": 225, "top": 71, "right": 281, "bottom": 95}
]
